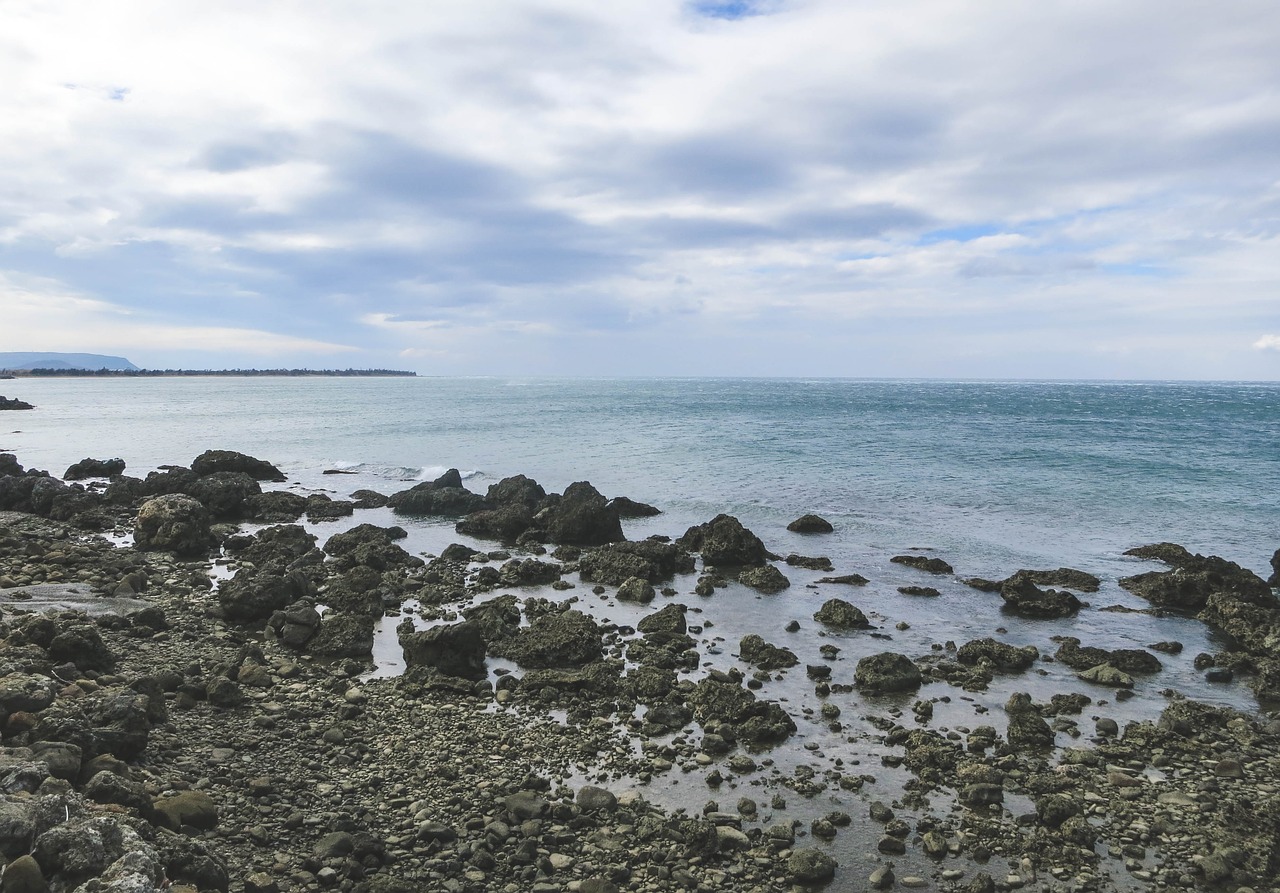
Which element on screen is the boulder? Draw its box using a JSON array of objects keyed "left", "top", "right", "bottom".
[
  {"left": 687, "top": 675, "right": 795, "bottom": 745},
  {"left": 455, "top": 505, "right": 536, "bottom": 542},
  {"left": 577, "top": 540, "right": 694, "bottom": 585},
  {"left": 305, "top": 494, "right": 355, "bottom": 521},
  {"left": 854, "top": 652, "right": 922, "bottom": 692},
  {"left": 63, "top": 458, "right": 126, "bottom": 480},
  {"left": 350, "top": 489, "right": 389, "bottom": 508},
  {"left": 787, "top": 514, "right": 833, "bottom": 534},
  {"left": 538, "top": 481, "right": 624, "bottom": 546},
  {"left": 244, "top": 491, "right": 307, "bottom": 522},
  {"left": 607, "top": 496, "right": 661, "bottom": 517},
  {"left": 152, "top": 790, "right": 219, "bottom": 831},
  {"left": 891, "top": 555, "right": 953, "bottom": 574},
  {"left": 813, "top": 598, "right": 871, "bottom": 629},
  {"left": 1269, "top": 548, "right": 1279, "bottom": 587},
  {"left": 388, "top": 469, "right": 486, "bottom": 517},
  {"left": 1078, "top": 663, "right": 1134, "bottom": 688},
  {"left": 186, "top": 471, "right": 261, "bottom": 519},
  {"left": 738, "top": 565, "right": 790, "bottom": 593},
  {"left": 956, "top": 638, "right": 1039, "bottom": 672},
  {"left": 324, "top": 524, "right": 415, "bottom": 571},
  {"left": 485, "top": 474, "right": 547, "bottom": 510},
  {"left": 999, "top": 576, "right": 1083, "bottom": 618},
  {"left": 308, "top": 613, "right": 375, "bottom": 659},
  {"left": 1120, "top": 547, "right": 1271, "bottom": 611},
  {"left": 400, "top": 621, "right": 488, "bottom": 680},
  {"left": 816, "top": 573, "right": 870, "bottom": 585},
  {"left": 494, "top": 610, "right": 603, "bottom": 669},
  {"left": 738, "top": 635, "right": 798, "bottom": 670},
  {"left": 1004, "top": 568, "right": 1101, "bottom": 592},
  {"left": 0, "top": 397, "right": 34, "bottom": 411},
  {"left": 637, "top": 603, "right": 688, "bottom": 638},
  {"left": 217, "top": 572, "right": 299, "bottom": 622},
  {"left": 133, "top": 495, "right": 215, "bottom": 556},
  {"left": 787, "top": 848, "right": 837, "bottom": 883},
  {"left": 226, "top": 524, "right": 317, "bottom": 569},
  {"left": 190, "top": 450, "right": 285, "bottom": 482},
  {"left": 617, "top": 576, "right": 656, "bottom": 604},
  {"left": 1004, "top": 692, "right": 1053, "bottom": 750},
  {"left": 499, "top": 558, "right": 562, "bottom": 587},
  {"left": 678, "top": 514, "right": 770, "bottom": 566},
  {"left": 141, "top": 466, "right": 199, "bottom": 496},
  {"left": 1053, "top": 637, "right": 1161, "bottom": 674}
]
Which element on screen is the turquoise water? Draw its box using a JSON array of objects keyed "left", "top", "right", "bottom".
[{"left": 5, "top": 376, "right": 1277, "bottom": 576}]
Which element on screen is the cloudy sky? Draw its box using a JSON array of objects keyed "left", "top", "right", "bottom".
[{"left": 2, "top": 0, "right": 1278, "bottom": 378}]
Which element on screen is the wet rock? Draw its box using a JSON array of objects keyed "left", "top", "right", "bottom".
[
  {"left": 217, "top": 573, "right": 297, "bottom": 622},
  {"left": 956, "top": 638, "right": 1038, "bottom": 672},
  {"left": 538, "top": 482, "right": 625, "bottom": 546},
  {"left": 1078, "top": 663, "right": 1135, "bottom": 688},
  {"left": 855, "top": 652, "right": 922, "bottom": 692},
  {"left": 577, "top": 540, "right": 694, "bottom": 585},
  {"left": 785, "top": 554, "right": 834, "bottom": 571},
  {"left": 738, "top": 565, "right": 790, "bottom": 593},
  {"left": 494, "top": 610, "right": 603, "bottom": 669},
  {"left": 787, "top": 514, "right": 833, "bottom": 534},
  {"left": 787, "top": 848, "right": 837, "bottom": 883},
  {"left": 1004, "top": 568, "right": 1100, "bottom": 592},
  {"left": 63, "top": 458, "right": 125, "bottom": 480},
  {"left": 304, "top": 494, "right": 355, "bottom": 521},
  {"left": 152, "top": 790, "right": 219, "bottom": 831},
  {"left": 133, "top": 495, "right": 215, "bottom": 556},
  {"left": 898, "top": 585, "right": 939, "bottom": 597},
  {"left": 891, "top": 555, "right": 953, "bottom": 574},
  {"left": 816, "top": 573, "right": 870, "bottom": 585},
  {"left": 998, "top": 576, "right": 1083, "bottom": 619},
  {"left": 1004, "top": 692, "right": 1053, "bottom": 750},
  {"left": 1120, "top": 545, "right": 1270, "bottom": 610},
  {"left": 243, "top": 490, "right": 307, "bottom": 522},
  {"left": 191, "top": 449, "right": 285, "bottom": 482},
  {"left": 677, "top": 515, "right": 771, "bottom": 567},
  {"left": 399, "top": 621, "right": 487, "bottom": 680},
  {"left": 0, "top": 854, "right": 46, "bottom": 893},
  {"left": 738, "top": 635, "right": 799, "bottom": 670},
  {"left": 309, "top": 613, "right": 375, "bottom": 658},
  {"left": 617, "top": 576, "right": 656, "bottom": 604},
  {"left": 1269, "top": 547, "right": 1280, "bottom": 586},
  {"left": 575, "top": 785, "right": 618, "bottom": 813},
  {"left": 226, "top": 523, "right": 317, "bottom": 569},
  {"left": 607, "top": 496, "right": 661, "bottom": 517},
  {"left": 813, "top": 598, "right": 871, "bottom": 629},
  {"left": 687, "top": 675, "right": 796, "bottom": 745},
  {"left": 1053, "top": 637, "right": 1161, "bottom": 674},
  {"left": 637, "top": 603, "right": 687, "bottom": 638},
  {"left": 350, "top": 488, "right": 389, "bottom": 508},
  {"left": 0, "top": 397, "right": 34, "bottom": 411},
  {"left": 388, "top": 469, "right": 487, "bottom": 517},
  {"left": 186, "top": 471, "right": 261, "bottom": 519},
  {"left": 499, "top": 558, "right": 561, "bottom": 586}
]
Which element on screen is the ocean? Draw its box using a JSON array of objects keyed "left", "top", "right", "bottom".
[{"left": 3, "top": 375, "right": 1278, "bottom": 884}]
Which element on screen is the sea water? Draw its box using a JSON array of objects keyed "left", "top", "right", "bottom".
[{"left": 3, "top": 376, "right": 1278, "bottom": 885}]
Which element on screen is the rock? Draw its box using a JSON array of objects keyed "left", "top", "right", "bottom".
[
  {"left": 870, "top": 863, "right": 895, "bottom": 889},
  {"left": 1269, "top": 547, "right": 1279, "bottom": 586},
  {"left": 1078, "top": 663, "right": 1135, "bottom": 688},
  {"left": 190, "top": 449, "right": 285, "bottom": 481},
  {"left": 998, "top": 576, "right": 1082, "bottom": 619},
  {"left": 324, "top": 524, "right": 415, "bottom": 571},
  {"left": 400, "top": 621, "right": 487, "bottom": 680},
  {"left": 309, "top": 613, "right": 375, "bottom": 658},
  {"left": 891, "top": 555, "right": 953, "bottom": 574},
  {"left": 305, "top": 494, "right": 355, "bottom": 521},
  {"left": 206, "top": 677, "right": 242, "bottom": 708},
  {"left": 577, "top": 540, "right": 694, "bottom": 585},
  {"left": 1, "top": 854, "right": 46, "bottom": 893},
  {"left": 539, "top": 481, "right": 624, "bottom": 546},
  {"left": 637, "top": 603, "right": 687, "bottom": 637},
  {"left": 186, "top": 471, "right": 261, "bottom": 518},
  {"left": 787, "top": 848, "right": 837, "bottom": 883},
  {"left": 785, "top": 554, "right": 834, "bottom": 571},
  {"left": 495, "top": 610, "right": 603, "bottom": 669},
  {"left": 1004, "top": 692, "right": 1053, "bottom": 750},
  {"left": 152, "top": 790, "right": 219, "bottom": 831},
  {"left": 816, "top": 573, "right": 870, "bottom": 585},
  {"left": 607, "top": 496, "right": 661, "bottom": 517},
  {"left": 1120, "top": 546, "right": 1270, "bottom": 610},
  {"left": 738, "top": 634, "right": 799, "bottom": 670},
  {"left": 738, "top": 565, "right": 790, "bottom": 593},
  {"left": 63, "top": 458, "right": 125, "bottom": 480},
  {"left": 617, "top": 576, "right": 656, "bottom": 603},
  {"left": 217, "top": 573, "right": 298, "bottom": 622},
  {"left": 677, "top": 514, "right": 771, "bottom": 567},
  {"left": 687, "top": 676, "right": 796, "bottom": 745},
  {"left": 388, "top": 469, "right": 487, "bottom": 517},
  {"left": 898, "top": 585, "right": 939, "bottom": 597},
  {"left": 350, "top": 488, "right": 389, "bottom": 508},
  {"left": 1053, "top": 637, "right": 1161, "bottom": 674},
  {"left": 961, "top": 783, "right": 1004, "bottom": 806},
  {"left": 813, "top": 598, "right": 871, "bottom": 628},
  {"left": 0, "top": 397, "right": 34, "bottom": 411},
  {"left": 956, "top": 638, "right": 1038, "bottom": 672},
  {"left": 787, "top": 514, "right": 833, "bottom": 534},
  {"left": 575, "top": 785, "right": 618, "bottom": 812},
  {"left": 855, "top": 653, "right": 922, "bottom": 692},
  {"left": 133, "top": 495, "right": 215, "bottom": 556},
  {"left": 243, "top": 490, "right": 307, "bottom": 522}
]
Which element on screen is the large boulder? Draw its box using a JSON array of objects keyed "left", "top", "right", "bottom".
[
  {"left": 855, "top": 652, "right": 922, "bottom": 692},
  {"left": 738, "top": 565, "right": 790, "bottom": 594},
  {"left": 455, "top": 505, "right": 536, "bottom": 542},
  {"left": 577, "top": 540, "right": 695, "bottom": 585},
  {"left": 1269, "top": 548, "right": 1279, "bottom": 587},
  {"left": 225, "top": 524, "right": 317, "bottom": 570},
  {"left": 187, "top": 471, "right": 261, "bottom": 519},
  {"left": 891, "top": 554, "right": 953, "bottom": 574},
  {"left": 324, "top": 524, "right": 415, "bottom": 571},
  {"left": 787, "top": 514, "right": 833, "bottom": 534},
  {"left": 217, "top": 572, "right": 306, "bottom": 622},
  {"left": 133, "top": 495, "right": 215, "bottom": 556},
  {"left": 191, "top": 450, "right": 285, "bottom": 482},
  {"left": 388, "top": 469, "right": 486, "bottom": 517},
  {"left": 485, "top": 474, "right": 547, "bottom": 510},
  {"left": 738, "top": 635, "right": 798, "bottom": 670},
  {"left": 399, "top": 621, "right": 487, "bottom": 680},
  {"left": 141, "top": 466, "right": 199, "bottom": 496},
  {"left": 64, "top": 458, "right": 126, "bottom": 480},
  {"left": 813, "top": 598, "right": 871, "bottom": 629},
  {"left": 677, "top": 514, "right": 770, "bottom": 567},
  {"left": 308, "top": 613, "right": 375, "bottom": 659},
  {"left": 1004, "top": 692, "right": 1053, "bottom": 750},
  {"left": 686, "top": 674, "right": 795, "bottom": 745},
  {"left": 999, "top": 576, "right": 1083, "bottom": 618},
  {"left": 493, "top": 610, "right": 603, "bottom": 669},
  {"left": 1120, "top": 546, "right": 1271, "bottom": 611},
  {"left": 244, "top": 490, "right": 308, "bottom": 522},
  {"left": 1053, "top": 637, "right": 1161, "bottom": 674},
  {"left": 956, "top": 638, "right": 1038, "bottom": 672},
  {"left": 538, "top": 481, "right": 624, "bottom": 546}
]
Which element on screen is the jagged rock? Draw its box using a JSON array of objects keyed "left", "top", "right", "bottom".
[
  {"left": 677, "top": 515, "right": 770, "bottom": 567},
  {"left": 785, "top": 554, "right": 833, "bottom": 571},
  {"left": 226, "top": 524, "right": 317, "bottom": 570},
  {"left": 577, "top": 540, "right": 694, "bottom": 585},
  {"left": 1269, "top": 548, "right": 1279, "bottom": 586},
  {"left": 855, "top": 652, "right": 922, "bottom": 692},
  {"left": 738, "top": 565, "right": 790, "bottom": 593},
  {"left": 217, "top": 572, "right": 307, "bottom": 622},
  {"left": 617, "top": 576, "right": 656, "bottom": 603},
  {"left": 133, "top": 495, "right": 215, "bottom": 556},
  {"left": 63, "top": 458, "right": 125, "bottom": 480},
  {"left": 787, "top": 514, "right": 833, "bottom": 534},
  {"left": 637, "top": 603, "right": 688, "bottom": 638},
  {"left": 494, "top": 610, "right": 603, "bottom": 669},
  {"left": 244, "top": 491, "right": 307, "bottom": 522},
  {"left": 1053, "top": 637, "right": 1161, "bottom": 674},
  {"left": 1120, "top": 546, "right": 1270, "bottom": 611},
  {"left": 1005, "top": 568, "right": 1101, "bottom": 592},
  {"left": 687, "top": 675, "right": 795, "bottom": 745},
  {"left": 738, "top": 635, "right": 798, "bottom": 670},
  {"left": 304, "top": 494, "right": 355, "bottom": 521},
  {"left": 499, "top": 558, "right": 561, "bottom": 587},
  {"left": 898, "top": 585, "right": 939, "bottom": 597},
  {"left": 813, "top": 598, "right": 870, "bottom": 629},
  {"left": 538, "top": 482, "right": 624, "bottom": 546},
  {"left": 186, "top": 471, "right": 261, "bottom": 519},
  {"left": 607, "top": 496, "right": 661, "bottom": 517},
  {"left": 191, "top": 450, "right": 285, "bottom": 482},
  {"left": 388, "top": 469, "right": 487, "bottom": 517},
  {"left": 309, "top": 613, "right": 375, "bottom": 658},
  {"left": 0, "top": 397, "right": 34, "bottom": 411},
  {"left": 956, "top": 638, "right": 1039, "bottom": 672},
  {"left": 891, "top": 554, "right": 953, "bottom": 574},
  {"left": 999, "top": 576, "right": 1083, "bottom": 618},
  {"left": 350, "top": 489, "right": 389, "bottom": 508},
  {"left": 1004, "top": 692, "right": 1053, "bottom": 750},
  {"left": 399, "top": 621, "right": 487, "bottom": 680},
  {"left": 324, "top": 524, "right": 415, "bottom": 571},
  {"left": 455, "top": 505, "right": 536, "bottom": 542}
]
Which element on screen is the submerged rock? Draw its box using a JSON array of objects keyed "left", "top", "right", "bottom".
[{"left": 891, "top": 554, "right": 953, "bottom": 574}]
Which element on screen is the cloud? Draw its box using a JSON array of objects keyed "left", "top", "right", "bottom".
[{"left": 1255, "top": 335, "right": 1280, "bottom": 352}]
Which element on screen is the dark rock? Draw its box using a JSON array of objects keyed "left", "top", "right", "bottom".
[
  {"left": 187, "top": 471, "right": 261, "bottom": 519},
  {"left": 217, "top": 572, "right": 298, "bottom": 622},
  {"left": 787, "top": 514, "right": 833, "bottom": 534},
  {"left": 495, "top": 610, "right": 603, "bottom": 669},
  {"left": 243, "top": 491, "right": 307, "bottom": 522},
  {"left": 0, "top": 397, "right": 34, "bottom": 411},
  {"left": 687, "top": 676, "right": 795, "bottom": 745},
  {"left": 350, "top": 489, "right": 389, "bottom": 508},
  {"left": 898, "top": 585, "right": 940, "bottom": 597},
  {"left": 1269, "top": 548, "right": 1279, "bottom": 586},
  {"left": 455, "top": 505, "right": 536, "bottom": 542},
  {"left": 140, "top": 466, "right": 199, "bottom": 496},
  {"left": 956, "top": 638, "right": 1039, "bottom": 672},
  {"left": 1006, "top": 568, "right": 1101, "bottom": 592},
  {"left": 891, "top": 554, "right": 953, "bottom": 574},
  {"left": 785, "top": 554, "right": 833, "bottom": 571},
  {"left": 485, "top": 474, "right": 547, "bottom": 510},
  {"left": 577, "top": 540, "right": 695, "bottom": 585},
  {"left": 304, "top": 494, "right": 355, "bottom": 521},
  {"left": 787, "top": 848, "right": 836, "bottom": 883},
  {"left": 324, "top": 524, "right": 415, "bottom": 571},
  {"left": 855, "top": 653, "right": 922, "bottom": 692},
  {"left": 63, "top": 458, "right": 125, "bottom": 480},
  {"left": 152, "top": 790, "right": 219, "bottom": 831},
  {"left": 738, "top": 565, "right": 790, "bottom": 593},
  {"left": 1120, "top": 545, "right": 1270, "bottom": 610},
  {"left": 0, "top": 854, "right": 45, "bottom": 893},
  {"left": 48, "top": 624, "right": 115, "bottom": 672},
  {"left": 309, "top": 613, "right": 375, "bottom": 658},
  {"left": 1053, "top": 637, "right": 1162, "bottom": 674},
  {"left": 133, "top": 495, "right": 215, "bottom": 556},
  {"left": 816, "top": 573, "right": 870, "bottom": 585},
  {"left": 637, "top": 603, "right": 688, "bottom": 638},
  {"left": 388, "top": 469, "right": 487, "bottom": 517},
  {"left": 607, "top": 496, "right": 661, "bottom": 517},
  {"left": 999, "top": 576, "right": 1083, "bottom": 618},
  {"left": 813, "top": 598, "right": 871, "bottom": 628},
  {"left": 191, "top": 450, "right": 285, "bottom": 481},
  {"left": 738, "top": 635, "right": 798, "bottom": 670},
  {"left": 1078, "top": 664, "right": 1134, "bottom": 688},
  {"left": 576, "top": 785, "right": 618, "bottom": 812},
  {"left": 499, "top": 558, "right": 561, "bottom": 587},
  {"left": 1004, "top": 692, "right": 1053, "bottom": 750},
  {"left": 399, "top": 621, "right": 487, "bottom": 680},
  {"left": 538, "top": 481, "right": 624, "bottom": 546},
  {"left": 617, "top": 576, "right": 656, "bottom": 603},
  {"left": 226, "top": 523, "right": 317, "bottom": 570},
  {"left": 677, "top": 514, "right": 770, "bottom": 567}
]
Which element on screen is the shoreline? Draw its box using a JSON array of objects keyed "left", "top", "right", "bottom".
[{"left": 0, "top": 447, "right": 1278, "bottom": 892}]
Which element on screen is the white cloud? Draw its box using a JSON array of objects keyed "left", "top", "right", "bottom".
[{"left": 1255, "top": 335, "right": 1280, "bottom": 352}]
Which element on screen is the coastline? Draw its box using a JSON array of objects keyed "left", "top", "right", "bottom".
[{"left": 0, "top": 445, "right": 1278, "bottom": 892}]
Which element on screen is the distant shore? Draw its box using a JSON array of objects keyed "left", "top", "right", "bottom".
[{"left": 2, "top": 367, "right": 417, "bottom": 377}]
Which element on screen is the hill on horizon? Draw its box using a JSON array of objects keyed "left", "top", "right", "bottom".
[{"left": 0, "top": 352, "right": 140, "bottom": 371}]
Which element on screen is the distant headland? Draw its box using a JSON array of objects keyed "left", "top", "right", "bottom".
[{"left": 0, "top": 352, "right": 415, "bottom": 377}]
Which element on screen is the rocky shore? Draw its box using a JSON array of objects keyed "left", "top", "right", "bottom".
[{"left": 0, "top": 449, "right": 1278, "bottom": 893}]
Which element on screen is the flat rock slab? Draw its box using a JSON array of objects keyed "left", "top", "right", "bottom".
[{"left": 0, "top": 583, "right": 150, "bottom": 616}]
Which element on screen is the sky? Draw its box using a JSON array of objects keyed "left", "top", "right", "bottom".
[{"left": 1, "top": 0, "right": 1278, "bottom": 379}]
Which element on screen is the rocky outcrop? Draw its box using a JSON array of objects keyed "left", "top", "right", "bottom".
[
  {"left": 0, "top": 396, "right": 34, "bottom": 410},
  {"left": 956, "top": 638, "right": 1039, "bottom": 672},
  {"left": 813, "top": 598, "right": 871, "bottom": 628},
  {"left": 738, "top": 635, "right": 798, "bottom": 670},
  {"left": 190, "top": 449, "right": 285, "bottom": 481},
  {"left": 687, "top": 672, "right": 795, "bottom": 746},
  {"left": 998, "top": 576, "right": 1083, "bottom": 618},
  {"left": 63, "top": 458, "right": 126, "bottom": 480},
  {"left": 133, "top": 495, "right": 214, "bottom": 557},
  {"left": 323, "top": 524, "right": 416, "bottom": 572},
  {"left": 491, "top": 610, "right": 604, "bottom": 669},
  {"left": 677, "top": 515, "right": 771, "bottom": 567},
  {"left": 1052, "top": 636, "right": 1162, "bottom": 674},
  {"left": 538, "top": 482, "right": 624, "bottom": 546},
  {"left": 186, "top": 471, "right": 261, "bottom": 519},
  {"left": 787, "top": 514, "right": 833, "bottom": 534},
  {"left": 388, "top": 469, "right": 487, "bottom": 517},
  {"left": 244, "top": 491, "right": 307, "bottom": 522},
  {"left": 399, "top": 621, "right": 488, "bottom": 679},
  {"left": 891, "top": 555, "right": 953, "bottom": 574},
  {"left": 738, "top": 565, "right": 790, "bottom": 593},
  {"left": 1120, "top": 545, "right": 1270, "bottom": 611},
  {"left": 1004, "top": 692, "right": 1053, "bottom": 750},
  {"left": 577, "top": 540, "right": 694, "bottom": 585},
  {"left": 607, "top": 496, "right": 661, "bottom": 518},
  {"left": 855, "top": 652, "right": 922, "bottom": 692}
]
